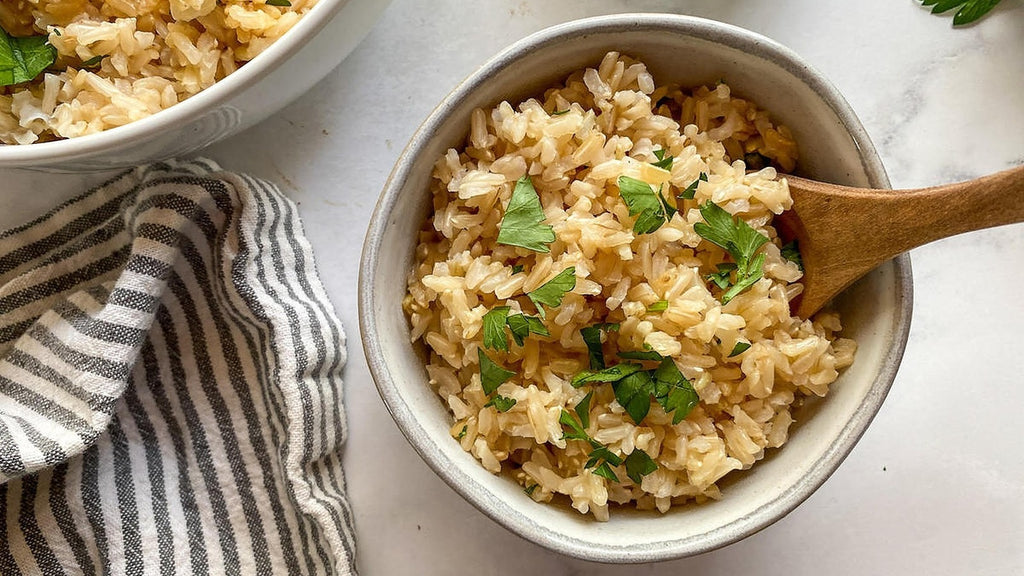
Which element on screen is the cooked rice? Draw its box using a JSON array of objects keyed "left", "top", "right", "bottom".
[
  {"left": 403, "top": 52, "right": 856, "bottom": 520},
  {"left": 0, "top": 0, "right": 317, "bottom": 144}
]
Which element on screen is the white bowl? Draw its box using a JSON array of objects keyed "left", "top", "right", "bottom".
[
  {"left": 360, "top": 14, "right": 913, "bottom": 563},
  {"left": 0, "top": 0, "right": 389, "bottom": 172}
]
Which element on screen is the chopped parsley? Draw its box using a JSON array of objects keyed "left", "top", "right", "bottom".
[
  {"left": 559, "top": 409, "right": 624, "bottom": 482},
  {"left": 266, "top": 0, "right": 292, "bottom": 5},
  {"left": 729, "top": 341, "right": 751, "bottom": 357},
  {"left": 478, "top": 348, "right": 514, "bottom": 396},
  {"left": 651, "top": 149, "right": 673, "bottom": 171},
  {"left": 571, "top": 363, "right": 645, "bottom": 388},
  {"left": 511, "top": 264, "right": 524, "bottom": 274},
  {"left": 456, "top": 425, "right": 467, "bottom": 440},
  {"left": 650, "top": 357, "right": 699, "bottom": 424},
  {"left": 647, "top": 300, "right": 669, "bottom": 313},
  {"left": 617, "top": 176, "right": 676, "bottom": 234},
  {"left": 677, "top": 172, "right": 708, "bottom": 201},
  {"left": 483, "top": 306, "right": 549, "bottom": 350},
  {"left": 497, "top": 176, "right": 556, "bottom": 253},
  {"left": 80, "top": 54, "right": 105, "bottom": 68},
  {"left": 920, "top": 0, "right": 1001, "bottom": 25},
  {"left": 0, "top": 27, "right": 56, "bottom": 87},
  {"left": 617, "top": 347, "right": 664, "bottom": 362},
  {"left": 575, "top": 391, "right": 593, "bottom": 429},
  {"left": 624, "top": 449, "right": 658, "bottom": 484},
  {"left": 694, "top": 201, "right": 769, "bottom": 303},
  {"left": 580, "top": 323, "right": 619, "bottom": 370},
  {"left": 706, "top": 263, "right": 737, "bottom": 290},
  {"left": 482, "top": 306, "right": 511, "bottom": 352},
  {"left": 526, "top": 267, "right": 575, "bottom": 318},
  {"left": 524, "top": 484, "right": 538, "bottom": 495},
  {"left": 551, "top": 109, "right": 571, "bottom": 116},
  {"left": 571, "top": 353, "right": 698, "bottom": 425},
  {"left": 485, "top": 394, "right": 517, "bottom": 412},
  {"left": 781, "top": 240, "right": 803, "bottom": 271},
  {"left": 613, "top": 370, "right": 654, "bottom": 424}
]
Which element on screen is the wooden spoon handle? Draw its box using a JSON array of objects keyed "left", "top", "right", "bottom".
[{"left": 787, "top": 163, "right": 1024, "bottom": 271}]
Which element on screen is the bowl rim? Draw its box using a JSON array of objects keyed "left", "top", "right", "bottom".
[
  {"left": 0, "top": 0, "right": 348, "bottom": 165},
  {"left": 360, "top": 13, "right": 913, "bottom": 563}
]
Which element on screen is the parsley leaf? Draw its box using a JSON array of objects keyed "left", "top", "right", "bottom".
[
  {"left": 485, "top": 394, "right": 517, "bottom": 412},
  {"left": 511, "top": 264, "right": 524, "bottom": 274},
  {"left": 526, "top": 267, "right": 575, "bottom": 318},
  {"left": 613, "top": 370, "right": 654, "bottom": 425},
  {"left": 571, "top": 363, "right": 645, "bottom": 388},
  {"left": 651, "top": 149, "right": 673, "bottom": 171},
  {"left": 618, "top": 175, "right": 674, "bottom": 234},
  {"left": 456, "top": 424, "right": 467, "bottom": 440},
  {"left": 647, "top": 300, "right": 668, "bottom": 313},
  {"left": 920, "top": 0, "right": 1002, "bottom": 25},
  {"left": 559, "top": 409, "right": 591, "bottom": 443},
  {"left": 266, "top": 0, "right": 292, "bottom": 5},
  {"left": 478, "top": 348, "right": 515, "bottom": 395},
  {"left": 524, "top": 484, "right": 538, "bottom": 495},
  {"left": 581, "top": 324, "right": 620, "bottom": 370},
  {"left": 0, "top": 28, "right": 56, "bottom": 87},
  {"left": 586, "top": 445, "right": 623, "bottom": 469},
  {"left": 80, "top": 54, "right": 105, "bottom": 68},
  {"left": 677, "top": 172, "right": 708, "bottom": 201},
  {"left": 592, "top": 462, "right": 620, "bottom": 482},
  {"left": 706, "top": 263, "right": 737, "bottom": 289},
  {"left": 694, "top": 201, "right": 769, "bottom": 303},
  {"left": 575, "top": 391, "right": 593, "bottom": 429},
  {"left": 729, "top": 341, "right": 751, "bottom": 357},
  {"left": 482, "top": 306, "right": 510, "bottom": 352},
  {"left": 497, "top": 176, "right": 556, "bottom": 252},
  {"left": 650, "top": 357, "right": 699, "bottom": 424},
  {"left": 551, "top": 109, "right": 571, "bottom": 116},
  {"left": 781, "top": 240, "right": 803, "bottom": 271},
  {"left": 505, "top": 313, "right": 548, "bottom": 346},
  {"left": 624, "top": 449, "right": 658, "bottom": 484}
]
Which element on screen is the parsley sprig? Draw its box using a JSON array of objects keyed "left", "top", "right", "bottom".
[
  {"left": 920, "top": 0, "right": 1001, "bottom": 25},
  {"left": 477, "top": 349, "right": 517, "bottom": 412},
  {"left": 0, "top": 27, "right": 56, "bottom": 87},
  {"left": 617, "top": 176, "right": 677, "bottom": 234},
  {"left": 497, "top": 176, "right": 556, "bottom": 252},
  {"left": 694, "top": 201, "right": 769, "bottom": 303},
  {"left": 527, "top": 267, "right": 576, "bottom": 319},
  {"left": 482, "top": 306, "right": 549, "bottom": 352},
  {"left": 559, "top": 394, "right": 659, "bottom": 484}
]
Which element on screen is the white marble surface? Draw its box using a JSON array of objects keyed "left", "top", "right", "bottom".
[{"left": 4, "top": 0, "right": 1024, "bottom": 574}]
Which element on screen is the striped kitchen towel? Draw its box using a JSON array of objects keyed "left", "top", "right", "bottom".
[{"left": 0, "top": 159, "right": 356, "bottom": 575}]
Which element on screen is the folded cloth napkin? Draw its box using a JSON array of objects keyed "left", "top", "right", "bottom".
[{"left": 0, "top": 159, "right": 356, "bottom": 575}]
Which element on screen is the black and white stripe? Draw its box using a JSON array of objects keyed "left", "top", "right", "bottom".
[{"left": 0, "top": 159, "right": 355, "bottom": 575}]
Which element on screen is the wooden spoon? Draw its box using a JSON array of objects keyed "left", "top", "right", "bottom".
[{"left": 775, "top": 164, "right": 1024, "bottom": 318}]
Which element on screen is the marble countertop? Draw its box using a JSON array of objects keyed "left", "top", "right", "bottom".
[{"left": 4, "top": 0, "right": 1024, "bottom": 573}]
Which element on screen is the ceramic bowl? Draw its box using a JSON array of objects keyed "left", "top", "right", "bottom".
[
  {"left": 360, "top": 13, "right": 912, "bottom": 563},
  {"left": 0, "top": 0, "right": 390, "bottom": 172}
]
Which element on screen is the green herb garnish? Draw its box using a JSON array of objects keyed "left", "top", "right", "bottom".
[
  {"left": 617, "top": 176, "right": 676, "bottom": 234},
  {"left": 781, "top": 240, "right": 803, "bottom": 271},
  {"left": 581, "top": 323, "right": 623, "bottom": 370},
  {"left": 613, "top": 370, "right": 654, "bottom": 425},
  {"left": 574, "top": 391, "right": 593, "bottom": 429},
  {"left": 617, "top": 349, "right": 664, "bottom": 362},
  {"left": 456, "top": 425, "right": 467, "bottom": 440},
  {"left": 266, "top": 0, "right": 292, "bottom": 5},
  {"left": 559, "top": 408, "right": 641, "bottom": 484},
  {"left": 505, "top": 313, "right": 548, "bottom": 346},
  {"left": 511, "top": 264, "right": 524, "bottom": 274},
  {"left": 485, "top": 394, "right": 517, "bottom": 412},
  {"left": 651, "top": 149, "right": 673, "bottom": 171},
  {"left": 497, "top": 176, "right": 556, "bottom": 252},
  {"left": 482, "top": 306, "right": 511, "bottom": 352},
  {"left": 650, "top": 357, "right": 699, "bottom": 424},
  {"left": 677, "top": 172, "right": 707, "bottom": 201},
  {"left": 80, "top": 55, "right": 105, "bottom": 68},
  {"left": 694, "top": 201, "right": 769, "bottom": 303},
  {"left": 551, "top": 109, "right": 570, "bottom": 116},
  {"left": 647, "top": 300, "right": 668, "bottom": 313},
  {"left": 0, "top": 28, "right": 56, "bottom": 87},
  {"left": 706, "top": 263, "right": 737, "bottom": 290},
  {"left": 920, "top": 0, "right": 1001, "bottom": 25},
  {"left": 526, "top": 266, "right": 575, "bottom": 318},
  {"left": 478, "top": 348, "right": 514, "bottom": 395},
  {"left": 571, "top": 363, "right": 645, "bottom": 388},
  {"left": 729, "top": 341, "right": 751, "bottom": 357},
  {"left": 624, "top": 449, "right": 658, "bottom": 484},
  {"left": 524, "top": 484, "right": 538, "bottom": 495}
]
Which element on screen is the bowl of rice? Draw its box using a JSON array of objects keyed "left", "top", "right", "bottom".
[
  {"left": 360, "top": 14, "right": 912, "bottom": 563},
  {"left": 0, "top": 0, "right": 389, "bottom": 170}
]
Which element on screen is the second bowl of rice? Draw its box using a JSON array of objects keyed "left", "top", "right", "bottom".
[{"left": 361, "top": 14, "right": 912, "bottom": 563}]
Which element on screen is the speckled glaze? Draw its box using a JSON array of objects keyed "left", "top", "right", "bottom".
[
  {"left": 360, "top": 14, "right": 913, "bottom": 563},
  {"left": 0, "top": 0, "right": 390, "bottom": 171}
]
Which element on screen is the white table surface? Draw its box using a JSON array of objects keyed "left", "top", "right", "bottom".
[{"left": 4, "top": 0, "right": 1024, "bottom": 574}]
